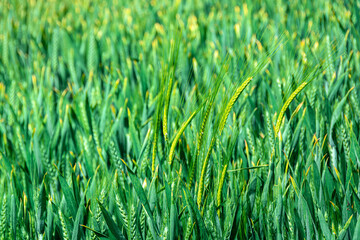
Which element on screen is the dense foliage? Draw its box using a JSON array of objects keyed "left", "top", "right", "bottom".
[{"left": 1, "top": 0, "right": 360, "bottom": 239}]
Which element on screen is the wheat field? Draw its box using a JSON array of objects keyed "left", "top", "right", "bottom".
[{"left": 1, "top": 0, "right": 360, "bottom": 239}]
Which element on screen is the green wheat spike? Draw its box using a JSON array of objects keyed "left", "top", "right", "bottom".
[
  {"left": 51, "top": 28, "right": 59, "bottom": 71},
  {"left": 0, "top": 196, "right": 7, "bottom": 240},
  {"left": 87, "top": 29, "right": 97, "bottom": 72},
  {"left": 58, "top": 210, "right": 69, "bottom": 240}
]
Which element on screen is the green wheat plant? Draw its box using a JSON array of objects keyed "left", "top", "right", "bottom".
[{"left": 1, "top": 0, "right": 360, "bottom": 239}]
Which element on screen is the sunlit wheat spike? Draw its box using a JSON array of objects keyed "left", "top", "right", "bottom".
[
  {"left": 275, "top": 81, "right": 308, "bottom": 136},
  {"left": 218, "top": 77, "right": 253, "bottom": 135},
  {"left": 197, "top": 137, "right": 216, "bottom": 206},
  {"left": 216, "top": 163, "right": 228, "bottom": 216},
  {"left": 168, "top": 105, "right": 203, "bottom": 166}
]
